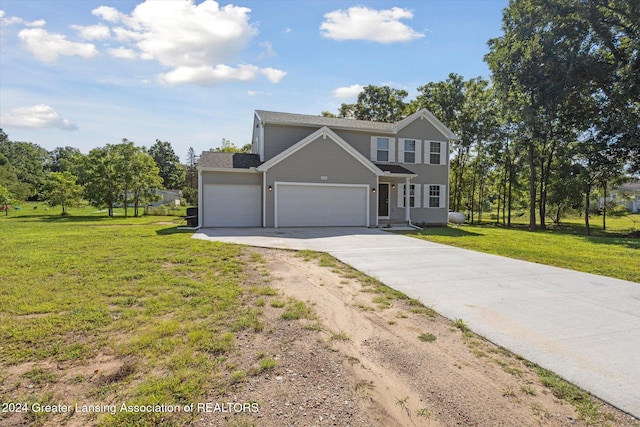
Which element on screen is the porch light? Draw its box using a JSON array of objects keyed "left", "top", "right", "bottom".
[
  {"left": 372, "top": 188, "right": 376, "bottom": 193},
  {"left": 392, "top": 184, "right": 396, "bottom": 189},
  {"left": 268, "top": 185, "right": 272, "bottom": 192}
]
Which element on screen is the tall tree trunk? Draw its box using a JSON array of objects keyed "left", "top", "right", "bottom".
[
  {"left": 585, "top": 184, "right": 591, "bottom": 236},
  {"left": 508, "top": 164, "right": 513, "bottom": 226},
  {"left": 528, "top": 140, "right": 537, "bottom": 230},
  {"left": 602, "top": 183, "right": 607, "bottom": 231}
]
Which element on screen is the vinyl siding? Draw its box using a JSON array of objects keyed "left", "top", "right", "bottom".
[
  {"left": 264, "top": 134, "right": 377, "bottom": 227},
  {"left": 263, "top": 124, "right": 319, "bottom": 161},
  {"left": 201, "top": 171, "right": 261, "bottom": 186},
  {"left": 397, "top": 118, "right": 450, "bottom": 142}
]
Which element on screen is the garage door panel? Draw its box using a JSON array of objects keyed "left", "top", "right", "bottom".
[
  {"left": 276, "top": 184, "right": 367, "bottom": 227},
  {"left": 204, "top": 184, "right": 261, "bottom": 227}
]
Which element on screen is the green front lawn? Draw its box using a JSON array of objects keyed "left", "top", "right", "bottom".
[
  {"left": 0, "top": 208, "right": 268, "bottom": 426},
  {"left": 409, "top": 219, "right": 639, "bottom": 283}
]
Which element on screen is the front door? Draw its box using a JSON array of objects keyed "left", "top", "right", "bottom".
[{"left": 378, "top": 183, "right": 389, "bottom": 218}]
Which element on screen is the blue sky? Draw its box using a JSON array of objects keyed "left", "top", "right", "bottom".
[{"left": 0, "top": 0, "right": 507, "bottom": 161}]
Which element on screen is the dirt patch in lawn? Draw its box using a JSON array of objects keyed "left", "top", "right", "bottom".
[{"left": 196, "top": 247, "right": 638, "bottom": 427}]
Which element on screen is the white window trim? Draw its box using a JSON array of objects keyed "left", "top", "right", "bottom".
[
  {"left": 397, "top": 183, "right": 420, "bottom": 208},
  {"left": 370, "top": 136, "right": 395, "bottom": 163},
  {"left": 425, "top": 140, "right": 446, "bottom": 165},
  {"left": 399, "top": 138, "right": 421, "bottom": 164},
  {"left": 424, "top": 184, "right": 446, "bottom": 208}
]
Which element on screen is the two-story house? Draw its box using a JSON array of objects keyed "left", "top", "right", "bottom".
[{"left": 197, "top": 108, "right": 457, "bottom": 228}]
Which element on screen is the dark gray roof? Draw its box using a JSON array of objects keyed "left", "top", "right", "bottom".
[
  {"left": 256, "top": 110, "right": 396, "bottom": 132},
  {"left": 374, "top": 163, "right": 416, "bottom": 175},
  {"left": 198, "top": 152, "right": 262, "bottom": 169}
]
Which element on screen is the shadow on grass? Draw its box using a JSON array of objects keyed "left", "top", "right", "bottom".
[
  {"left": 411, "top": 226, "right": 483, "bottom": 237},
  {"left": 4, "top": 213, "right": 115, "bottom": 222},
  {"left": 155, "top": 226, "right": 194, "bottom": 236}
]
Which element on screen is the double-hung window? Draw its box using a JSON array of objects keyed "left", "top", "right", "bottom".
[
  {"left": 424, "top": 184, "right": 446, "bottom": 208},
  {"left": 397, "top": 184, "right": 420, "bottom": 208},
  {"left": 404, "top": 140, "right": 416, "bottom": 163},
  {"left": 376, "top": 137, "right": 389, "bottom": 162},
  {"left": 429, "top": 141, "right": 442, "bottom": 165}
]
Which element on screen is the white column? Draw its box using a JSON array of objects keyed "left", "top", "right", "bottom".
[{"left": 405, "top": 177, "right": 410, "bottom": 223}]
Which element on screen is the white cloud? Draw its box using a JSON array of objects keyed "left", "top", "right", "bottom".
[
  {"left": 333, "top": 84, "right": 364, "bottom": 99},
  {"left": 159, "top": 64, "right": 260, "bottom": 85},
  {"left": 124, "top": 0, "right": 257, "bottom": 68},
  {"left": 260, "top": 67, "right": 286, "bottom": 83},
  {"left": 258, "top": 41, "right": 276, "bottom": 60},
  {"left": 72, "top": 24, "right": 110, "bottom": 40},
  {"left": 109, "top": 46, "right": 137, "bottom": 59},
  {"left": 248, "top": 90, "right": 271, "bottom": 96},
  {"left": 89, "top": 0, "right": 285, "bottom": 86},
  {"left": 0, "top": 104, "right": 78, "bottom": 130},
  {"left": 18, "top": 28, "right": 98, "bottom": 62},
  {"left": 91, "top": 6, "right": 128, "bottom": 24},
  {"left": 320, "top": 6, "right": 424, "bottom": 43},
  {"left": 0, "top": 11, "right": 45, "bottom": 27}
]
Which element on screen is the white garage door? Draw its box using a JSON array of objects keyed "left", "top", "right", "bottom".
[
  {"left": 276, "top": 183, "right": 368, "bottom": 227},
  {"left": 203, "top": 184, "right": 261, "bottom": 227}
]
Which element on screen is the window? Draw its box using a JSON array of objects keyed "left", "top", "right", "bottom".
[
  {"left": 397, "top": 184, "right": 420, "bottom": 208},
  {"left": 429, "top": 141, "right": 441, "bottom": 165},
  {"left": 404, "top": 140, "right": 416, "bottom": 163},
  {"left": 377, "top": 137, "right": 389, "bottom": 162},
  {"left": 428, "top": 185, "right": 441, "bottom": 208}
]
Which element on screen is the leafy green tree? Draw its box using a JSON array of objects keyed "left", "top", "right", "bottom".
[
  {"left": 42, "top": 171, "right": 82, "bottom": 215},
  {"left": 148, "top": 139, "right": 185, "bottom": 189},
  {"left": 0, "top": 130, "right": 51, "bottom": 199},
  {"left": 83, "top": 145, "right": 120, "bottom": 217},
  {"left": 213, "top": 138, "right": 251, "bottom": 153},
  {"left": 337, "top": 85, "right": 408, "bottom": 122},
  {"left": 130, "top": 150, "right": 162, "bottom": 217},
  {"left": 183, "top": 147, "right": 198, "bottom": 205},
  {"left": 0, "top": 184, "right": 12, "bottom": 216}
]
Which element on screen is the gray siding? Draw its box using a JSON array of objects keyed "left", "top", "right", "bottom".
[
  {"left": 201, "top": 171, "right": 261, "bottom": 186},
  {"left": 264, "top": 135, "right": 377, "bottom": 227},
  {"left": 263, "top": 124, "right": 318, "bottom": 161},
  {"left": 398, "top": 119, "right": 449, "bottom": 142}
]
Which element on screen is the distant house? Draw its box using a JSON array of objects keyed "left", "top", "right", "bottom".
[
  {"left": 197, "top": 109, "right": 457, "bottom": 228},
  {"left": 153, "top": 189, "right": 182, "bottom": 207},
  {"left": 601, "top": 180, "right": 640, "bottom": 213}
]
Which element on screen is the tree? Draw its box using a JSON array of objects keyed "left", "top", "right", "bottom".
[
  {"left": 0, "top": 184, "right": 12, "bottom": 216},
  {"left": 42, "top": 171, "right": 82, "bottom": 214},
  {"left": 183, "top": 147, "right": 199, "bottom": 205},
  {"left": 0, "top": 130, "right": 51, "bottom": 199},
  {"left": 213, "top": 138, "right": 251, "bottom": 153},
  {"left": 337, "top": 85, "right": 408, "bottom": 122},
  {"left": 84, "top": 140, "right": 163, "bottom": 217},
  {"left": 148, "top": 139, "right": 185, "bottom": 189},
  {"left": 84, "top": 145, "right": 120, "bottom": 217}
]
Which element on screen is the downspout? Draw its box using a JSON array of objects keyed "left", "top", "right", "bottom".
[
  {"left": 262, "top": 170, "right": 267, "bottom": 228},
  {"left": 197, "top": 169, "right": 203, "bottom": 228},
  {"left": 405, "top": 176, "right": 410, "bottom": 224}
]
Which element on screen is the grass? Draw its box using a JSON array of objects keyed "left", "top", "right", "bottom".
[
  {"left": 409, "top": 214, "right": 640, "bottom": 283},
  {"left": 0, "top": 206, "right": 272, "bottom": 426},
  {"left": 418, "top": 333, "right": 437, "bottom": 342}
]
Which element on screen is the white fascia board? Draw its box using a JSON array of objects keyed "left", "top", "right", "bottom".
[{"left": 257, "top": 126, "right": 384, "bottom": 176}]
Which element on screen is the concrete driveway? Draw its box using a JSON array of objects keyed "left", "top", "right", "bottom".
[{"left": 193, "top": 227, "right": 640, "bottom": 418}]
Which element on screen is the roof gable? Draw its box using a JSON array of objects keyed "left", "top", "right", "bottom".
[
  {"left": 393, "top": 108, "right": 459, "bottom": 140},
  {"left": 257, "top": 126, "right": 383, "bottom": 175},
  {"left": 255, "top": 108, "right": 458, "bottom": 141}
]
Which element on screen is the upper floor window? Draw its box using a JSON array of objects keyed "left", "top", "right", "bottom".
[
  {"left": 404, "top": 140, "right": 416, "bottom": 163},
  {"left": 377, "top": 137, "right": 389, "bottom": 162},
  {"left": 429, "top": 141, "right": 442, "bottom": 165}
]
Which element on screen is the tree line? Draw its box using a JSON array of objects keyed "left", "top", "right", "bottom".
[
  {"left": 0, "top": 130, "right": 202, "bottom": 216},
  {"left": 323, "top": 0, "right": 639, "bottom": 234}
]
